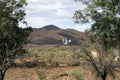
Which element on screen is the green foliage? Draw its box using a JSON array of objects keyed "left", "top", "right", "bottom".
[
  {"left": 74, "top": 1, "right": 120, "bottom": 80},
  {"left": 0, "top": 0, "right": 32, "bottom": 80},
  {"left": 74, "top": 0, "right": 120, "bottom": 49},
  {"left": 0, "top": 0, "right": 31, "bottom": 56},
  {"left": 35, "top": 69, "right": 46, "bottom": 80},
  {"left": 69, "top": 70, "right": 84, "bottom": 80},
  {"left": 26, "top": 46, "right": 82, "bottom": 67}
]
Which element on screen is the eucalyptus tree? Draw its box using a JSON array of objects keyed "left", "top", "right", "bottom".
[
  {"left": 74, "top": 0, "right": 120, "bottom": 49},
  {"left": 73, "top": 0, "right": 120, "bottom": 80},
  {"left": 0, "top": 0, "right": 32, "bottom": 80}
]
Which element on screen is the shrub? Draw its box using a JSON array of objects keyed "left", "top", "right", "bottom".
[
  {"left": 69, "top": 70, "right": 84, "bottom": 80},
  {"left": 35, "top": 69, "right": 46, "bottom": 80},
  {"left": 26, "top": 46, "right": 82, "bottom": 67}
]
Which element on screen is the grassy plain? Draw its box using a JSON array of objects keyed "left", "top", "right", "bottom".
[
  {"left": 5, "top": 45, "right": 120, "bottom": 80},
  {"left": 26, "top": 45, "right": 82, "bottom": 67}
]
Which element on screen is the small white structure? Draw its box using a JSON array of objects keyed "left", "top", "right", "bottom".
[
  {"left": 68, "top": 40, "right": 72, "bottom": 43},
  {"left": 62, "top": 38, "right": 72, "bottom": 45}
]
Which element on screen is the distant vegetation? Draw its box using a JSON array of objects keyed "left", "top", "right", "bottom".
[{"left": 14, "top": 46, "right": 83, "bottom": 67}]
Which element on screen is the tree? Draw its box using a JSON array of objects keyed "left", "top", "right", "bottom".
[
  {"left": 79, "top": 45, "right": 120, "bottom": 80},
  {"left": 74, "top": 0, "right": 120, "bottom": 49},
  {"left": 73, "top": 0, "right": 120, "bottom": 80},
  {"left": 0, "top": 0, "right": 32, "bottom": 80}
]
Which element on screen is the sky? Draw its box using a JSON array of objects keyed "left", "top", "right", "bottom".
[{"left": 24, "top": 0, "right": 91, "bottom": 32}]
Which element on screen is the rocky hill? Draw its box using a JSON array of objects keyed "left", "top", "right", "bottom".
[{"left": 29, "top": 25, "right": 91, "bottom": 47}]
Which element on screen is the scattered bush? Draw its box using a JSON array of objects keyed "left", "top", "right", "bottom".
[
  {"left": 19, "top": 46, "right": 82, "bottom": 67},
  {"left": 69, "top": 70, "right": 84, "bottom": 80},
  {"left": 35, "top": 69, "right": 46, "bottom": 80}
]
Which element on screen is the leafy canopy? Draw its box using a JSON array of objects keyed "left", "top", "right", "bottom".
[
  {"left": 73, "top": 0, "right": 120, "bottom": 49},
  {"left": 0, "top": 0, "right": 32, "bottom": 71}
]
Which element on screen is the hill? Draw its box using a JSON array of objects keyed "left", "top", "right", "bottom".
[{"left": 29, "top": 25, "right": 91, "bottom": 47}]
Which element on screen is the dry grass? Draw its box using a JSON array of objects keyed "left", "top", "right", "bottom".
[
  {"left": 5, "top": 68, "right": 40, "bottom": 80},
  {"left": 4, "top": 66, "right": 92, "bottom": 80},
  {"left": 4, "top": 66, "right": 120, "bottom": 80},
  {"left": 36, "top": 66, "right": 95, "bottom": 80},
  {"left": 5, "top": 45, "right": 120, "bottom": 80},
  {"left": 24, "top": 46, "right": 82, "bottom": 67}
]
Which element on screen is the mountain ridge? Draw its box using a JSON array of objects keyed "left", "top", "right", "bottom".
[{"left": 29, "top": 25, "right": 91, "bottom": 47}]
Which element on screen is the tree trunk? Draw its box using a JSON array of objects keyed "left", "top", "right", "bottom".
[
  {"left": 0, "top": 70, "right": 6, "bottom": 80},
  {"left": 101, "top": 74, "right": 106, "bottom": 80}
]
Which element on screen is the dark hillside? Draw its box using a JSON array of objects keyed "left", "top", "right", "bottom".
[{"left": 30, "top": 25, "right": 91, "bottom": 47}]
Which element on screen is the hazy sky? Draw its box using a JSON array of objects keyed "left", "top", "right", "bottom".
[{"left": 24, "top": 0, "right": 90, "bottom": 31}]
